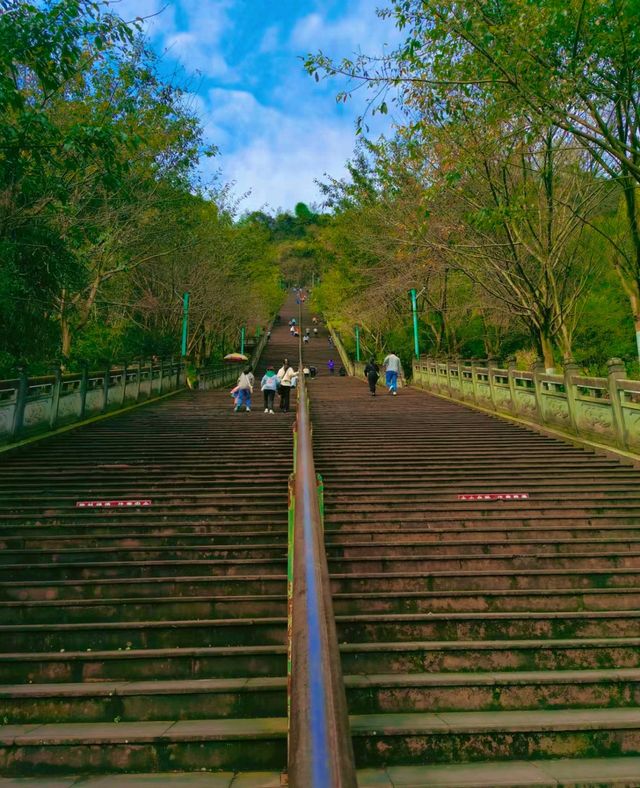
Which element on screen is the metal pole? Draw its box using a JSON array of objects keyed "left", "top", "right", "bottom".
[
  {"left": 240, "top": 326, "right": 245, "bottom": 355},
  {"left": 355, "top": 325, "right": 361, "bottom": 362},
  {"left": 181, "top": 292, "right": 190, "bottom": 357},
  {"left": 410, "top": 288, "right": 420, "bottom": 358}
]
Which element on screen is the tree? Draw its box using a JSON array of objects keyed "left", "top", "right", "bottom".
[{"left": 305, "top": 0, "right": 640, "bottom": 361}]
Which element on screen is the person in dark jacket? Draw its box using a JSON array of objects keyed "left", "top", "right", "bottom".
[{"left": 364, "top": 357, "right": 380, "bottom": 396}]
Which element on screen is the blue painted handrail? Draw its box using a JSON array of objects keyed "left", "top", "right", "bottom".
[{"left": 287, "top": 313, "right": 357, "bottom": 787}]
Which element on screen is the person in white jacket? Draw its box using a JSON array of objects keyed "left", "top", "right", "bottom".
[
  {"left": 277, "top": 359, "right": 295, "bottom": 413},
  {"left": 234, "top": 367, "right": 254, "bottom": 412},
  {"left": 383, "top": 352, "right": 403, "bottom": 395}
]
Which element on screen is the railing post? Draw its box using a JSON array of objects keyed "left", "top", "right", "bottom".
[
  {"left": 487, "top": 356, "right": 498, "bottom": 411},
  {"left": 607, "top": 358, "right": 627, "bottom": 450},
  {"left": 532, "top": 358, "right": 546, "bottom": 424},
  {"left": 506, "top": 357, "right": 517, "bottom": 408},
  {"left": 101, "top": 365, "right": 110, "bottom": 413},
  {"left": 175, "top": 356, "right": 181, "bottom": 389},
  {"left": 470, "top": 359, "right": 479, "bottom": 404},
  {"left": 158, "top": 357, "right": 165, "bottom": 394},
  {"left": 10, "top": 366, "right": 29, "bottom": 441},
  {"left": 49, "top": 364, "right": 63, "bottom": 429},
  {"left": 79, "top": 362, "right": 89, "bottom": 420},
  {"left": 134, "top": 359, "right": 143, "bottom": 402},
  {"left": 120, "top": 362, "right": 128, "bottom": 408},
  {"left": 563, "top": 360, "right": 580, "bottom": 435}
]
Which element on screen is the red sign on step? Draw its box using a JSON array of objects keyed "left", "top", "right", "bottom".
[
  {"left": 457, "top": 493, "right": 529, "bottom": 501},
  {"left": 75, "top": 500, "right": 152, "bottom": 508}
]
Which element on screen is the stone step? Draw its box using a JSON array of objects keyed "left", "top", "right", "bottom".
[
  {"left": 0, "top": 717, "right": 287, "bottom": 775},
  {"left": 0, "top": 595, "right": 288, "bottom": 624},
  {"left": 4, "top": 537, "right": 639, "bottom": 567},
  {"left": 349, "top": 707, "right": 640, "bottom": 767},
  {"left": 326, "top": 537, "right": 640, "bottom": 557},
  {"left": 0, "top": 532, "right": 289, "bottom": 550},
  {"left": 4, "top": 637, "right": 639, "bottom": 685},
  {"left": 329, "top": 567, "right": 640, "bottom": 593},
  {"left": 0, "top": 558, "right": 287, "bottom": 582},
  {"left": 0, "top": 522, "right": 288, "bottom": 537},
  {"left": 4, "top": 668, "right": 640, "bottom": 724},
  {"left": 3, "top": 587, "right": 639, "bottom": 624},
  {"left": 0, "top": 575, "right": 287, "bottom": 603},
  {"left": 4, "top": 610, "right": 640, "bottom": 653},
  {"left": 0, "top": 615, "right": 287, "bottom": 652},
  {"left": 5, "top": 522, "right": 640, "bottom": 551},
  {"left": 5, "top": 759, "right": 640, "bottom": 787},
  {"left": 12, "top": 564, "right": 637, "bottom": 606},
  {"left": 0, "top": 544, "right": 287, "bottom": 565},
  {"left": 4, "top": 708, "right": 640, "bottom": 775},
  {"left": 326, "top": 503, "right": 640, "bottom": 519}
]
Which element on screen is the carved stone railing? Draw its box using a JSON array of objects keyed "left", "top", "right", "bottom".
[
  {"left": 413, "top": 357, "right": 640, "bottom": 455},
  {"left": 0, "top": 359, "right": 186, "bottom": 446}
]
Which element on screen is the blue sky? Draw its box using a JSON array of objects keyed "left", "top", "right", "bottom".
[{"left": 113, "top": 0, "right": 399, "bottom": 212}]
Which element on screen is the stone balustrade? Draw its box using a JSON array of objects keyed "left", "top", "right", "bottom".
[
  {"left": 0, "top": 360, "right": 186, "bottom": 446},
  {"left": 413, "top": 357, "right": 640, "bottom": 454}
]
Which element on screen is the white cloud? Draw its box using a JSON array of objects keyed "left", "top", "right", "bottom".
[
  {"left": 259, "top": 25, "right": 280, "bottom": 54},
  {"left": 291, "top": 1, "right": 400, "bottom": 55},
  {"left": 200, "top": 88, "right": 356, "bottom": 211},
  {"left": 110, "top": 0, "right": 176, "bottom": 34}
]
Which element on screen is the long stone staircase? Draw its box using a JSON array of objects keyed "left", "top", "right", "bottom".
[
  {"left": 305, "top": 327, "right": 640, "bottom": 785},
  {"left": 2, "top": 298, "right": 640, "bottom": 785},
  {"left": 0, "top": 322, "right": 297, "bottom": 783}
]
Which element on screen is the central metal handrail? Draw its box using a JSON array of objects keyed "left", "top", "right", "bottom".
[{"left": 287, "top": 307, "right": 357, "bottom": 787}]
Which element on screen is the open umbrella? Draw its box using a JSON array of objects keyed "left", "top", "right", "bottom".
[{"left": 224, "top": 352, "right": 249, "bottom": 363}]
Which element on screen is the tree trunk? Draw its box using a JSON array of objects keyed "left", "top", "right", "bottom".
[
  {"left": 539, "top": 330, "right": 555, "bottom": 372},
  {"left": 557, "top": 324, "right": 574, "bottom": 364},
  {"left": 60, "top": 316, "right": 72, "bottom": 361}
]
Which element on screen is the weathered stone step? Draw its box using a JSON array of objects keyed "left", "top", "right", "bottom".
[
  {"left": 1, "top": 509, "right": 287, "bottom": 525},
  {"left": 0, "top": 594, "right": 287, "bottom": 624},
  {"left": 0, "top": 558, "right": 287, "bottom": 582},
  {"left": 0, "top": 521, "right": 288, "bottom": 537},
  {"left": 8, "top": 610, "right": 639, "bottom": 653},
  {"left": 0, "top": 716, "right": 287, "bottom": 775},
  {"left": 9, "top": 759, "right": 640, "bottom": 787},
  {"left": 0, "top": 492, "right": 287, "bottom": 509},
  {"left": 326, "top": 502, "right": 640, "bottom": 518},
  {"left": 341, "top": 637, "right": 640, "bottom": 673},
  {"left": 5, "top": 636, "right": 640, "bottom": 685},
  {"left": 0, "top": 544, "right": 287, "bottom": 565},
  {"left": 4, "top": 707, "right": 640, "bottom": 775},
  {"left": 365, "top": 757, "right": 640, "bottom": 787},
  {"left": 6, "top": 536, "right": 639, "bottom": 567},
  {"left": 334, "top": 610, "right": 640, "bottom": 642},
  {"left": 325, "top": 523, "right": 640, "bottom": 542},
  {"left": 349, "top": 707, "right": 640, "bottom": 767},
  {"left": 6, "top": 667, "right": 640, "bottom": 725},
  {"left": 0, "top": 677, "right": 287, "bottom": 724},
  {"left": 1, "top": 616, "right": 287, "bottom": 652},
  {"left": 326, "top": 537, "right": 640, "bottom": 557},
  {"left": 0, "top": 575, "right": 287, "bottom": 603},
  {"left": 0, "top": 644, "right": 288, "bottom": 684},
  {"left": 0, "top": 531, "right": 289, "bottom": 550},
  {"left": 327, "top": 513, "right": 640, "bottom": 529},
  {"left": 326, "top": 483, "right": 640, "bottom": 498},
  {"left": 5, "top": 523, "right": 640, "bottom": 551},
  {"left": 0, "top": 504, "right": 286, "bottom": 519},
  {"left": 6, "top": 586, "right": 639, "bottom": 624},
  {"left": 329, "top": 568, "right": 640, "bottom": 593},
  {"left": 331, "top": 587, "right": 640, "bottom": 614},
  {"left": 326, "top": 550, "right": 640, "bottom": 574}
]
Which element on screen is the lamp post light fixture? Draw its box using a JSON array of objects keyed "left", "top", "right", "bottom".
[{"left": 409, "top": 288, "right": 420, "bottom": 358}]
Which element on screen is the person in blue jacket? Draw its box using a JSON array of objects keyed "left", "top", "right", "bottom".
[{"left": 261, "top": 367, "right": 278, "bottom": 413}]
